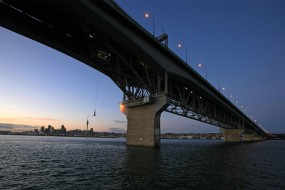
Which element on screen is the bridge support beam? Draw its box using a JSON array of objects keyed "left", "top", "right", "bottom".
[
  {"left": 121, "top": 95, "right": 169, "bottom": 147},
  {"left": 223, "top": 129, "right": 244, "bottom": 142}
]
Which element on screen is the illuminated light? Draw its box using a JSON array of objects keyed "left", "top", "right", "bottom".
[
  {"left": 120, "top": 104, "right": 125, "bottom": 113},
  {"left": 178, "top": 43, "right": 188, "bottom": 64},
  {"left": 222, "top": 87, "right": 225, "bottom": 91},
  {"left": 144, "top": 12, "right": 155, "bottom": 36},
  {"left": 9, "top": 4, "right": 23, "bottom": 13},
  {"left": 230, "top": 95, "right": 233, "bottom": 98},
  {"left": 241, "top": 105, "right": 243, "bottom": 108},
  {"left": 245, "top": 110, "right": 247, "bottom": 112},
  {"left": 96, "top": 50, "right": 111, "bottom": 61},
  {"left": 28, "top": 15, "right": 42, "bottom": 22},
  {"left": 199, "top": 96, "right": 202, "bottom": 99},
  {"left": 89, "top": 34, "right": 94, "bottom": 38},
  {"left": 198, "top": 63, "right": 202, "bottom": 67},
  {"left": 190, "top": 91, "right": 194, "bottom": 94},
  {"left": 250, "top": 116, "right": 253, "bottom": 118},
  {"left": 66, "top": 33, "right": 72, "bottom": 37},
  {"left": 184, "top": 87, "right": 188, "bottom": 90},
  {"left": 145, "top": 13, "right": 150, "bottom": 18}
]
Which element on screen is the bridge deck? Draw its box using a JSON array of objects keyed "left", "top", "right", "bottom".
[{"left": 0, "top": 0, "right": 270, "bottom": 137}]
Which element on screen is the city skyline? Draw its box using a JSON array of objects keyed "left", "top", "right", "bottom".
[{"left": 1, "top": 0, "right": 285, "bottom": 133}]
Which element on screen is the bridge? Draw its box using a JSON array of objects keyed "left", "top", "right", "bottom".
[{"left": 0, "top": 0, "right": 271, "bottom": 146}]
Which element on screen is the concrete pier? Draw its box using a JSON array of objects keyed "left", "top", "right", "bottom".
[
  {"left": 242, "top": 133, "right": 266, "bottom": 142},
  {"left": 223, "top": 129, "right": 244, "bottom": 142},
  {"left": 223, "top": 130, "right": 266, "bottom": 142},
  {"left": 242, "top": 133, "right": 255, "bottom": 141},
  {"left": 121, "top": 95, "right": 169, "bottom": 147}
]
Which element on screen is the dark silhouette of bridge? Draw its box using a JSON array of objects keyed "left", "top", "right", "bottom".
[{"left": 0, "top": 0, "right": 271, "bottom": 146}]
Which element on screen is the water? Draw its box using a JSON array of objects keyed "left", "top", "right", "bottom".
[{"left": 0, "top": 135, "right": 284, "bottom": 190}]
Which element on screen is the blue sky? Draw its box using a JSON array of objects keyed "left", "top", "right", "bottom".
[{"left": 1, "top": 0, "right": 285, "bottom": 133}]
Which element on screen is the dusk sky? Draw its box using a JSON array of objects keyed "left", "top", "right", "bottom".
[{"left": 1, "top": 0, "right": 285, "bottom": 133}]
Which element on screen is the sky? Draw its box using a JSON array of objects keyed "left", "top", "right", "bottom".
[{"left": 1, "top": 0, "right": 285, "bottom": 133}]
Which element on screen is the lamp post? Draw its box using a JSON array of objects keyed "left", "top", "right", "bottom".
[
  {"left": 145, "top": 12, "right": 155, "bottom": 36},
  {"left": 198, "top": 63, "right": 207, "bottom": 81},
  {"left": 222, "top": 87, "right": 229, "bottom": 98},
  {"left": 178, "top": 43, "right": 188, "bottom": 64},
  {"left": 212, "top": 77, "right": 221, "bottom": 92},
  {"left": 222, "top": 87, "right": 226, "bottom": 96}
]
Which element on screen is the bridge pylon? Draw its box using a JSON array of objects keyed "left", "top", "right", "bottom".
[
  {"left": 223, "top": 128, "right": 244, "bottom": 142},
  {"left": 223, "top": 129, "right": 266, "bottom": 142},
  {"left": 121, "top": 95, "right": 169, "bottom": 147}
]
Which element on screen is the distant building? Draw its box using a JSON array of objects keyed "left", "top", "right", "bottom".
[
  {"left": 60, "top": 125, "right": 66, "bottom": 132},
  {"left": 40, "top": 126, "right": 45, "bottom": 135},
  {"left": 48, "top": 125, "right": 52, "bottom": 132},
  {"left": 34, "top": 129, "right": 39, "bottom": 135}
]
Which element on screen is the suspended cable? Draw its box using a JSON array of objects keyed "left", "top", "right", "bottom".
[{"left": 93, "top": 73, "right": 100, "bottom": 116}]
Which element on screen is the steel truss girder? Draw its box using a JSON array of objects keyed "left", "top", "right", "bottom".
[
  {"left": 166, "top": 79, "right": 243, "bottom": 129},
  {"left": 99, "top": 40, "right": 167, "bottom": 102}
]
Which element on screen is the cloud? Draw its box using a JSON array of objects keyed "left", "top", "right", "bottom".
[
  {"left": 0, "top": 123, "right": 40, "bottom": 131},
  {"left": 0, "top": 123, "right": 14, "bottom": 130},
  {"left": 23, "top": 117, "right": 58, "bottom": 121},
  {"left": 113, "top": 120, "right": 127, "bottom": 124},
  {"left": 109, "top": 127, "right": 126, "bottom": 133}
]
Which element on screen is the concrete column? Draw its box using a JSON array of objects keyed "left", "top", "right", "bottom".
[
  {"left": 121, "top": 95, "right": 169, "bottom": 147},
  {"left": 223, "top": 128, "right": 244, "bottom": 142}
]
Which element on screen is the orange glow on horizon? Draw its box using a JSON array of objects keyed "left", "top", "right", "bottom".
[{"left": 0, "top": 116, "right": 110, "bottom": 132}]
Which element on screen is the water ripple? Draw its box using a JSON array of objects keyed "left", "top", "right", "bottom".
[{"left": 0, "top": 136, "right": 284, "bottom": 189}]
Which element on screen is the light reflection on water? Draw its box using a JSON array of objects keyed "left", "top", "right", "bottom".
[{"left": 0, "top": 135, "right": 284, "bottom": 189}]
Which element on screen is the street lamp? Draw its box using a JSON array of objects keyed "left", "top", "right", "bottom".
[
  {"left": 213, "top": 77, "right": 221, "bottom": 92},
  {"left": 144, "top": 12, "right": 155, "bottom": 36},
  {"left": 178, "top": 43, "right": 188, "bottom": 64},
  {"left": 222, "top": 87, "right": 226, "bottom": 96},
  {"left": 221, "top": 86, "right": 232, "bottom": 99},
  {"left": 198, "top": 63, "right": 207, "bottom": 81}
]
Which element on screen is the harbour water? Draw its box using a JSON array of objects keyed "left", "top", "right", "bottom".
[{"left": 0, "top": 135, "right": 284, "bottom": 189}]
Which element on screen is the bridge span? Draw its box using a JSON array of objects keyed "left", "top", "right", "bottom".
[{"left": 0, "top": 0, "right": 271, "bottom": 146}]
